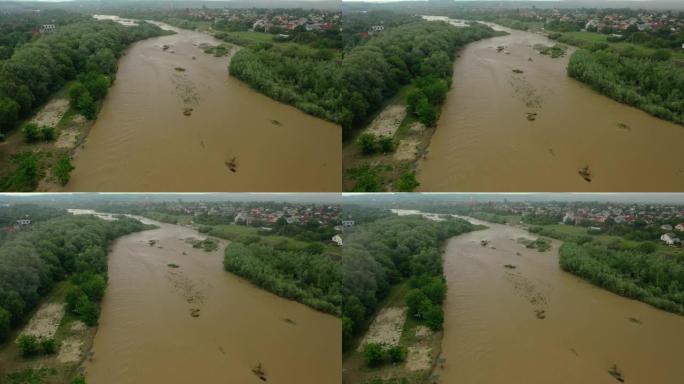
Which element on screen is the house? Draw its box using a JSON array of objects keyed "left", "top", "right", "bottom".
[
  {"left": 16, "top": 216, "right": 31, "bottom": 226},
  {"left": 370, "top": 25, "right": 384, "bottom": 33},
  {"left": 675, "top": 223, "right": 684, "bottom": 232},
  {"left": 342, "top": 219, "right": 355, "bottom": 228},
  {"left": 332, "top": 234, "right": 343, "bottom": 246},
  {"left": 660, "top": 233, "right": 680, "bottom": 245},
  {"left": 39, "top": 24, "right": 56, "bottom": 34}
]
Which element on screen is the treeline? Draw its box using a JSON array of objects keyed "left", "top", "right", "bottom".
[
  {"left": 0, "top": 19, "right": 171, "bottom": 133},
  {"left": 223, "top": 238, "right": 341, "bottom": 315},
  {"left": 0, "top": 213, "right": 152, "bottom": 342},
  {"left": 567, "top": 44, "right": 684, "bottom": 125},
  {"left": 341, "top": 215, "right": 479, "bottom": 350},
  {"left": 227, "top": 43, "right": 342, "bottom": 123},
  {"left": 340, "top": 21, "right": 502, "bottom": 137},
  {"left": 559, "top": 242, "right": 684, "bottom": 314},
  {"left": 0, "top": 10, "right": 87, "bottom": 59}
]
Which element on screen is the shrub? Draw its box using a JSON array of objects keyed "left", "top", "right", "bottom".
[
  {"left": 395, "top": 172, "right": 420, "bottom": 192},
  {"left": 357, "top": 133, "right": 378, "bottom": 155},
  {"left": 21, "top": 123, "right": 40, "bottom": 143},
  {"left": 362, "top": 343, "right": 385, "bottom": 367},
  {"left": 53, "top": 153, "right": 75, "bottom": 186},
  {"left": 424, "top": 305, "right": 444, "bottom": 331},
  {"left": 39, "top": 337, "right": 58, "bottom": 354},
  {"left": 386, "top": 345, "right": 407, "bottom": 363},
  {"left": 0, "top": 308, "right": 11, "bottom": 342},
  {"left": 16, "top": 334, "right": 40, "bottom": 357},
  {"left": 377, "top": 136, "right": 395, "bottom": 154},
  {"left": 75, "top": 296, "right": 100, "bottom": 326}
]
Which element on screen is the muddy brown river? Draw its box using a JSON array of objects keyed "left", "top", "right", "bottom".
[
  {"left": 57, "top": 19, "right": 340, "bottom": 192},
  {"left": 417, "top": 23, "right": 684, "bottom": 191},
  {"left": 71, "top": 211, "right": 340, "bottom": 383},
  {"left": 397, "top": 211, "right": 684, "bottom": 384}
]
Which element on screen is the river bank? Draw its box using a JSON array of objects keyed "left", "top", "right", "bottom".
[{"left": 415, "top": 21, "right": 684, "bottom": 192}]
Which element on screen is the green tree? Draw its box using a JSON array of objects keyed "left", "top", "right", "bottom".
[
  {"left": 39, "top": 337, "right": 58, "bottom": 354},
  {"left": 386, "top": 345, "right": 407, "bottom": 363},
  {"left": 406, "top": 289, "right": 429, "bottom": 317},
  {"left": 21, "top": 123, "right": 40, "bottom": 143},
  {"left": 357, "top": 133, "right": 378, "bottom": 155},
  {"left": 377, "top": 136, "right": 395, "bottom": 154},
  {"left": 16, "top": 334, "right": 40, "bottom": 357},
  {"left": 75, "top": 296, "right": 100, "bottom": 326},
  {"left": 77, "top": 92, "right": 97, "bottom": 120},
  {"left": 423, "top": 304, "right": 444, "bottom": 331},
  {"left": 363, "top": 343, "right": 385, "bottom": 367},
  {"left": 68, "top": 82, "right": 88, "bottom": 106},
  {"left": 395, "top": 172, "right": 420, "bottom": 192},
  {"left": 53, "top": 153, "right": 75, "bottom": 186},
  {"left": 0, "top": 307, "right": 10, "bottom": 341},
  {"left": 0, "top": 97, "right": 19, "bottom": 132},
  {"left": 416, "top": 99, "right": 438, "bottom": 127}
]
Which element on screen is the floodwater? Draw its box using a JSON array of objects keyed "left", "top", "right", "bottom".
[
  {"left": 58, "top": 18, "right": 340, "bottom": 191},
  {"left": 72, "top": 211, "right": 340, "bottom": 384},
  {"left": 417, "top": 22, "right": 684, "bottom": 191},
  {"left": 434, "top": 214, "right": 684, "bottom": 383}
]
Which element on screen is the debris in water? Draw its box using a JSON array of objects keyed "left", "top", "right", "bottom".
[
  {"left": 183, "top": 107, "right": 193, "bottom": 116},
  {"left": 162, "top": 44, "right": 170, "bottom": 51},
  {"left": 526, "top": 112, "right": 537, "bottom": 121},
  {"left": 504, "top": 264, "right": 517, "bottom": 269},
  {"left": 535, "top": 309, "right": 546, "bottom": 319},
  {"left": 548, "top": 148, "right": 555, "bottom": 156},
  {"left": 189, "top": 308, "right": 200, "bottom": 318},
  {"left": 270, "top": 119, "right": 282, "bottom": 126},
  {"left": 515, "top": 252, "right": 522, "bottom": 256},
  {"left": 512, "top": 69, "right": 524, "bottom": 74},
  {"left": 608, "top": 364, "right": 625, "bottom": 382},
  {"left": 570, "top": 348, "right": 578, "bottom": 356},
  {"left": 579, "top": 165, "right": 592, "bottom": 182},
  {"left": 496, "top": 46, "right": 505, "bottom": 52},
  {"left": 628, "top": 317, "right": 642, "bottom": 325},
  {"left": 148, "top": 240, "right": 157, "bottom": 246},
  {"left": 192, "top": 56, "right": 196, "bottom": 60},
  {"left": 182, "top": 251, "right": 187, "bottom": 255},
  {"left": 617, "top": 122, "right": 630, "bottom": 130},
  {"left": 218, "top": 345, "right": 225, "bottom": 354},
  {"left": 174, "top": 67, "right": 186, "bottom": 72},
  {"left": 225, "top": 157, "right": 238, "bottom": 173},
  {"left": 282, "top": 318, "right": 297, "bottom": 325},
  {"left": 480, "top": 240, "right": 489, "bottom": 247},
  {"left": 167, "top": 263, "right": 180, "bottom": 268},
  {"left": 528, "top": 57, "right": 533, "bottom": 62},
  {"left": 252, "top": 363, "right": 267, "bottom": 381}
]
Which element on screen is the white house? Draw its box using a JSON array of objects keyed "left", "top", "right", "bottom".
[
  {"left": 370, "top": 25, "right": 384, "bottom": 32},
  {"left": 40, "top": 24, "right": 56, "bottom": 34},
  {"left": 342, "top": 219, "right": 355, "bottom": 228},
  {"left": 16, "top": 216, "right": 31, "bottom": 226},
  {"left": 660, "top": 233, "right": 680, "bottom": 245},
  {"left": 675, "top": 223, "right": 684, "bottom": 232},
  {"left": 332, "top": 234, "right": 343, "bottom": 246}
]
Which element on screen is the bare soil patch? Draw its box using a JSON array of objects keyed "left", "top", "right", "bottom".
[
  {"left": 21, "top": 303, "right": 65, "bottom": 339},
  {"left": 365, "top": 105, "right": 406, "bottom": 137},
  {"left": 358, "top": 307, "right": 407, "bottom": 351},
  {"left": 394, "top": 138, "right": 420, "bottom": 162},
  {"left": 406, "top": 345, "right": 432, "bottom": 371},
  {"left": 30, "top": 98, "right": 69, "bottom": 128}
]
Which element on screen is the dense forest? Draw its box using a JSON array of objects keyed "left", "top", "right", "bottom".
[
  {"left": 567, "top": 44, "right": 684, "bottom": 125},
  {"left": 559, "top": 242, "right": 684, "bottom": 314},
  {"left": 227, "top": 40, "right": 343, "bottom": 123},
  {"left": 0, "top": 10, "right": 87, "bottom": 59},
  {"left": 0, "top": 18, "right": 171, "bottom": 134},
  {"left": 341, "top": 212, "right": 480, "bottom": 350},
  {"left": 339, "top": 21, "right": 502, "bottom": 137},
  {"left": 0, "top": 211, "right": 152, "bottom": 342},
  {"left": 223, "top": 236, "right": 341, "bottom": 315}
]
